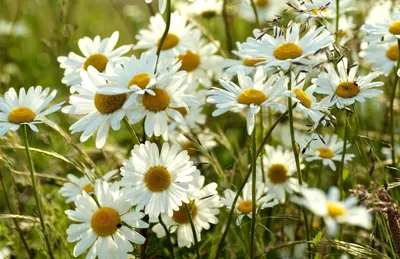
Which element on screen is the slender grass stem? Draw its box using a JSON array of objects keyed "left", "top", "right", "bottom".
[
  {"left": 184, "top": 203, "right": 200, "bottom": 258},
  {"left": 155, "top": 0, "right": 171, "bottom": 71},
  {"left": 338, "top": 112, "right": 349, "bottom": 201},
  {"left": 335, "top": 0, "right": 340, "bottom": 33},
  {"left": 287, "top": 76, "right": 312, "bottom": 259},
  {"left": 158, "top": 215, "right": 175, "bottom": 259},
  {"left": 390, "top": 40, "right": 400, "bottom": 166},
  {"left": 249, "top": 0, "right": 260, "bottom": 28},
  {"left": 123, "top": 117, "right": 141, "bottom": 146},
  {"left": 250, "top": 122, "right": 257, "bottom": 258},
  {"left": 222, "top": 0, "right": 233, "bottom": 54},
  {"left": 0, "top": 167, "right": 32, "bottom": 258},
  {"left": 23, "top": 125, "right": 54, "bottom": 259}
]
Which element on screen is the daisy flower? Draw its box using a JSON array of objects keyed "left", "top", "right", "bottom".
[
  {"left": 208, "top": 67, "right": 289, "bottom": 135},
  {"left": 120, "top": 141, "right": 197, "bottom": 218},
  {"left": 300, "top": 0, "right": 354, "bottom": 19},
  {"left": 62, "top": 67, "right": 134, "bottom": 149},
  {"left": 58, "top": 31, "right": 132, "bottom": 89},
  {"left": 152, "top": 171, "right": 221, "bottom": 248},
  {"left": 296, "top": 186, "right": 372, "bottom": 236},
  {"left": 241, "top": 22, "right": 334, "bottom": 71},
  {"left": 238, "top": 0, "right": 287, "bottom": 23},
  {"left": 126, "top": 58, "right": 198, "bottom": 138},
  {"left": 361, "top": 42, "right": 398, "bottom": 75},
  {"left": 262, "top": 145, "right": 305, "bottom": 203},
  {"left": 0, "top": 86, "right": 63, "bottom": 136},
  {"left": 313, "top": 58, "right": 383, "bottom": 109},
  {"left": 65, "top": 180, "right": 148, "bottom": 258},
  {"left": 177, "top": 0, "right": 223, "bottom": 18},
  {"left": 305, "top": 134, "right": 354, "bottom": 171},
  {"left": 362, "top": 10, "right": 400, "bottom": 44},
  {"left": 59, "top": 169, "right": 118, "bottom": 203},
  {"left": 135, "top": 11, "right": 196, "bottom": 60},
  {"left": 221, "top": 182, "right": 278, "bottom": 226}
]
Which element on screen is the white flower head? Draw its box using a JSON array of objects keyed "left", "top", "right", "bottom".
[
  {"left": 238, "top": 0, "right": 287, "bottom": 23},
  {"left": 0, "top": 86, "right": 63, "bottom": 136},
  {"left": 361, "top": 42, "right": 398, "bottom": 75},
  {"left": 300, "top": 0, "right": 354, "bottom": 19},
  {"left": 207, "top": 67, "right": 290, "bottom": 135},
  {"left": 176, "top": 0, "right": 223, "bottom": 18},
  {"left": 362, "top": 10, "right": 400, "bottom": 44},
  {"left": 120, "top": 141, "right": 197, "bottom": 218},
  {"left": 65, "top": 180, "right": 148, "bottom": 258}
]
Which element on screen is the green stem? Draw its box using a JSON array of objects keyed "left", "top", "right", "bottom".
[
  {"left": 338, "top": 112, "right": 349, "bottom": 201},
  {"left": 222, "top": 0, "right": 233, "bottom": 54},
  {"left": 390, "top": 40, "right": 400, "bottom": 166},
  {"left": 184, "top": 203, "right": 200, "bottom": 258},
  {"left": 249, "top": 0, "right": 260, "bottom": 28},
  {"left": 335, "top": 0, "right": 340, "bottom": 33},
  {"left": 23, "top": 125, "right": 54, "bottom": 259},
  {"left": 123, "top": 117, "right": 141, "bottom": 146},
  {"left": 287, "top": 76, "right": 312, "bottom": 259},
  {"left": 158, "top": 215, "right": 175, "bottom": 259},
  {"left": 155, "top": 0, "right": 171, "bottom": 71},
  {"left": 250, "top": 122, "right": 257, "bottom": 258}
]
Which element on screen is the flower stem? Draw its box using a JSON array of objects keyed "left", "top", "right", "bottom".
[
  {"left": 184, "top": 203, "right": 200, "bottom": 258},
  {"left": 249, "top": 0, "right": 260, "bottom": 28},
  {"left": 335, "top": 0, "right": 340, "bottom": 33},
  {"left": 338, "top": 112, "right": 349, "bottom": 201},
  {"left": 287, "top": 76, "right": 312, "bottom": 259},
  {"left": 155, "top": 0, "right": 171, "bottom": 71},
  {"left": 390, "top": 40, "right": 400, "bottom": 166},
  {"left": 222, "top": 0, "right": 234, "bottom": 54},
  {"left": 250, "top": 121, "right": 257, "bottom": 259},
  {"left": 23, "top": 125, "right": 54, "bottom": 259},
  {"left": 158, "top": 215, "right": 175, "bottom": 259},
  {"left": 123, "top": 117, "right": 141, "bottom": 146}
]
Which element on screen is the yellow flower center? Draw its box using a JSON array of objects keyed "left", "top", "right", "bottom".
[
  {"left": 8, "top": 107, "right": 36, "bottom": 124},
  {"left": 316, "top": 147, "right": 334, "bottom": 158},
  {"left": 326, "top": 202, "right": 347, "bottom": 218},
  {"left": 243, "top": 58, "right": 267, "bottom": 67},
  {"left": 178, "top": 50, "right": 201, "bottom": 72},
  {"left": 337, "top": 31, "right": 347, "bottom": 39},
  {"left": 238, "top": 89, "right": 267, "bottom": 105},
  {"left": 267, "top": 163, "right": 288, "bottom": 184},
  {"left": 172, "top": 200, "right": 197, "bottom": 224},
  {"left": 389, "top": 21, "right": 400, "bottom": 35},
  {"left": 274, "top": 43, "right": 303, "bottom": 60},
  {"left": 312, "top": 7, "right": 328, "bottom": 15},
  {"left": 145, "top": 167, "right": 171, "bottom": 192},
  {"left": 82, "top": 183, "right": 94, "bottom": 193},
  {"left": 159, "top": 34, "right": 180, "bottom": 50},
  {"left": 84, "top": 54, "right": 108, "bottom": 72},
  {"left": 386, "top": 45, "right": 398, "bottom": 61},
  {"left": 173, "top": 107, "right": 187, "bottom": 116},
  {"left": 143, "top": 88, "right": 170, "bottom": 112},
  {"left": 94, "top": 93, "right": 127, "bottom": 114},
  {"left": 129, "top": 73, "right": 151, "bottom": 89},
  {"left": 237, "top": 200, "right": 253, "bottom": 214},
  {"left": 183, "top": 142, "right": 197, "bottom": 156},
  {"left": 91, "top": 207, "right": 121, "bottom": 236},
  {"left": 293, "top": 89, "right": 312, "bottom": 108},
  {"left": 256, "top": 0, "right": 269, "bottom": 8},
  {"left": 336, "top": 82, "right": 360, "bottom": 98}
]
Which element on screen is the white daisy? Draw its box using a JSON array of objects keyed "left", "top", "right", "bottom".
[
  {"left": 207, "top": 67, "right": 289, "bottom": 135},
  {"left": 58, "top": 31, "right": 132, "bottom": 89},
  {"left": 177, "top": 0, "right": 223, "bottom": 18},
  {"left": 152, "top": 171, "right": 221, "bottom": 248},
  {"left": 361, "top": 42, "right": 398, "bottom": 75},
  {"left": 62, "top": 67, "right": 134, "bottom": 149},
  {"left": 238, "top": 0, "right": 287, "bottom": 23},
  {"left": 296, "top": 186, "right": 372, "bottom": 236},
  {"left": 313, "top": 58, "right": 384, "bottom": 109},
  {"left": 300, "top": 0, "right": 354, "bottom": 19},
  {"left": 241, "top": 22, "right": 334, "bottom": 71},
  {"left": 221, "top": 182, "right": 278, "bottom": 226},
  {"left": 65, "top": 180, "right": 148, "bottom": 258},
  {"left": 328, "top": 15, "right": 356, "bottom": 45},
  {"left": 0, "top": 20, "right": 28, "bottom": 36},
  {"left": 59, "top": 169, "right": 118, "bottom": 203},
  {"left": 135, "top": 11, "right": 197, "bottom": 60},
  {"left": 262, "top": 145, "right": 305, "bottom": 203},
  {"left": 0, "top": 86, "right": 63, "bottom": 136},
  {"left": 361, "top": 10, "right": 400, "bottom": 44},
  {"left": 120, "top": 141, "right": 197, "bottom": 218},
  {"left": 305, "top": 134, "right": 354, "bottom": 171}
]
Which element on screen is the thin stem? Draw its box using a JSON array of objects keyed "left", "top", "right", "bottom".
[
  {"left": 214, "top": 111, "right": 287, "bottom": 259},
  {"left": 249, "top": 0, "right": 260, "bottom": 28},
  {"left": 140, "top": 215, "right": 149, "bottom": 259},
  {"left": 338, "top": 112, "right": 349, "bottom": 201},
  {"left": 335, "top": 0, "right": 340, "bottom": 33},
  {"left": 158, "top": 215, "right": 175, "bottom": 259},
  {"left": 0, "top": 167, "right": 32, "bottom": 258},
  {"left": 222, "top": 0, "right": 233, "bottom": 54},
  {"left": 23, "top": 125, "right": 54, "bottom": 259},
  {"left": 146, "top": 1, "right": 155, "bottom": 16},
  {"left": 250, "top": 123, "right": 257, "bottom": 258},
  {"left": 287, "top": 76, "right": 312, "bottom": 259},
  {"left": 184, "top": 203, "right": 200, "bottom": 259},
  {"left": 123, "top": 117, "right": 141, "bottom": 146},
  {"left": 155, "top": 0, "right": 171, "bottom": 71},
  {"left": 390, "top": 40, "right": 400, "bottom": 166}
]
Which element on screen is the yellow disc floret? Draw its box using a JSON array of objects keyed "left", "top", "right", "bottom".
[
  {"left": 256, "top": 0, "right": 269, "bottom": 8},
  {"left": 84, "top": 54, "right": 108, "bottom": 72},
  {"left": 237, "top": 200, "right": 253, "bottom": 214},
  {"left": 82, "top": 183, "right": 94, "bottom": 193},
  {"left": 336, "top": 82, "right": 360, "bottom": 98},
  {"left": 94, "top": 93, "right": 127, "bottom": 114},
  {"left": 145, "top": 167, "right": 171, "bottom": 192},
  {"left": 238, "top": 89, "right": 267, "bottom": 105},
  {"left": 91, "top": 207, "right": 121, "bottom": 236},
  {"left": 143, "top": 88, "right": 170, "bottom": 112},
  {"left": 129, "top": 73, "right": 151, "bottom": 89},
  {"left": 386, "top": 45, "right": 399, "bottom": 61},
  {"left": 316, "top": 147, "right": 334, "bottom": 158},
  {"left": 267, "top": 163, "right": 288, "bottom": 184},
  {"left": 178, "top": 50, "right": 201, "bottom": 72},
  {"left": 293, "top": 89, "right": 312, "bottom": 108},
  {"left": 326, "top": 202, "right": 347, "bottom": 218},
  {"left": 243, "top": 58, "right": 267, "bottom": 67},
  {"left": 172, "top": 200, "right": 197, "bottom": 224},
  {"left": 274, "top": 43, "right": 303, "bottom": 60},
  {"left": 8, "top": 107, "right": 36, "bottom": 124},
  {"left": 159, "top": 34, "right": 180, "bottom": 50},
  {"left": 389, "top": 21, "right": 400, "bottom": 35}
]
